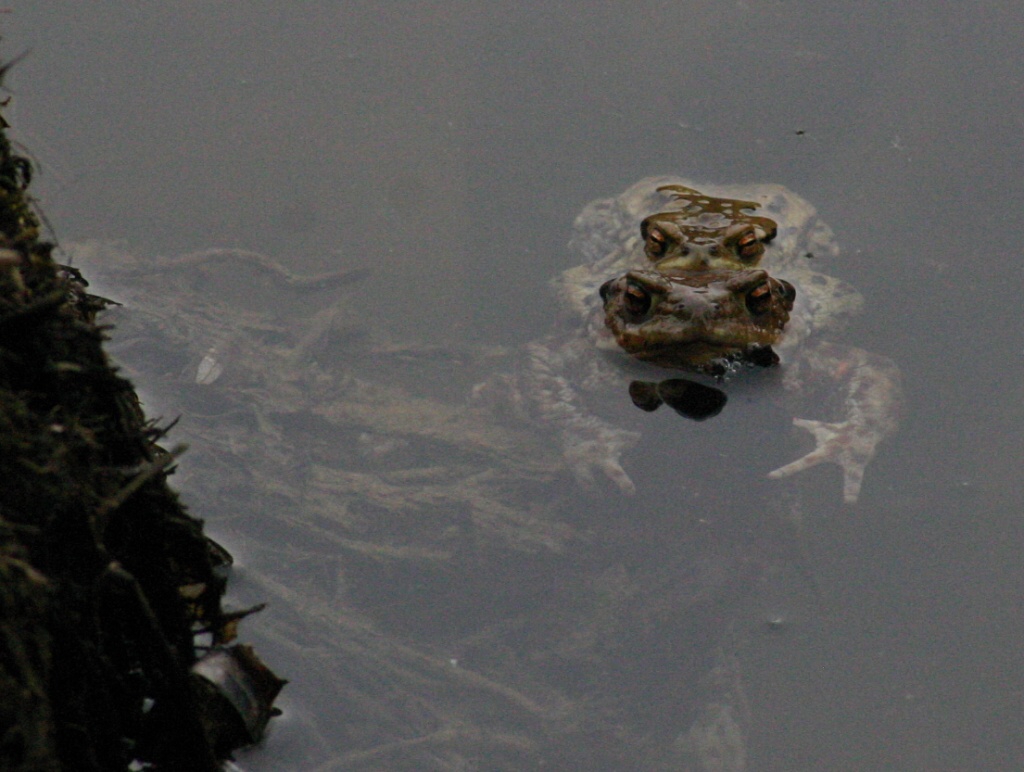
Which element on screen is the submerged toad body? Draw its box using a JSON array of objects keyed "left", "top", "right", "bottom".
[{"left": 517, "top": 177, "right": 901, "bottom": 503}]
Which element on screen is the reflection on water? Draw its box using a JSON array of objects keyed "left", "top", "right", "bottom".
[
  {"left": 628, "top": 378, "right": 728, "bottom": 421},
  {"left": 13, "top": 2, "right": 1024, "bottom": 769}
]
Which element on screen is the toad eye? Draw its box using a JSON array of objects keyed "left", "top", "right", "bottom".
[
  {"left": 644, "top": 226, "right": 668, "bottom": 258},
  {"left": 736, "top": 230, "right": 764, "bottom": 262},
  {"left": 723, "top": 223, "right": 767, "bottom": 264},
  {"left": 745, "top": 281, "right": 774, "bottom": 315},
  {"left": 624, "top": 281, "right": 653, "bottom": 319}
]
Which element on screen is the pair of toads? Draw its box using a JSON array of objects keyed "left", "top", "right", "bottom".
[
  {"left": 599, "top": 183, "right": 797, "bottom": 374},
  {"left": 513, "top": 176, "right": 902, "bottom": 504}
]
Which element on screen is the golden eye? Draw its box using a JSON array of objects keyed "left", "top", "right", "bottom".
[
  {"left": 746, "top": 281, "right": 773, "bottom": 315},
  {"left": 736, "top": 231, "right": 764, "bottom": 262},
  {"left": 624, "top": 281, "right": 652, "bottom": 319},
  {"left": 723, "top": 223, "right": 766, "bottom": 263},
  {"left": 645, "top": 227, "right": 667, "bottom": 258}
]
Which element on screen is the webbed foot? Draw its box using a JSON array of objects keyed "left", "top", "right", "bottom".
[{"left": 768, "top": 418, "right": 876, "bottom": 504}]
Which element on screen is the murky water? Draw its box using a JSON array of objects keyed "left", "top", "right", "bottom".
[{"left": 9, "top": 3, "right": 1024, "bottom": 769}]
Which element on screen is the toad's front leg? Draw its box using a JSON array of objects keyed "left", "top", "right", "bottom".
[{"left": 523, "top": 336, "right": 640, "bottom": 495}]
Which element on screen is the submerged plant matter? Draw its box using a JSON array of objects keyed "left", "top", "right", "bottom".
[{"left": 70, "top": 235, "right": 800, "bottom": 770}]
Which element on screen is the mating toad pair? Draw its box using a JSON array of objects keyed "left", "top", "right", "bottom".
[{"left": 527, "top": 177, "right": 901, "bottom": 503}]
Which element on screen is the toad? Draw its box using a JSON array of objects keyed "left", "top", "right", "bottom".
[{"left": 516, "top": 177, "right": 901, "bottom": 503}]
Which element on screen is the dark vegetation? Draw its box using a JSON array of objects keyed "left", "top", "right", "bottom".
[{"left": 0, "top": 79, "right": 281, "bottom": 770}]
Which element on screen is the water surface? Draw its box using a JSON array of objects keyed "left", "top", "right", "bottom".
[{"left": 9, "top": 3, "right": 1024, "bottom": 769}]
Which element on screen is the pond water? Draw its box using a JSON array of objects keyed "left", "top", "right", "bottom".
[{"left": 8, "top": 3, "right": 1024, "bottom": 770}]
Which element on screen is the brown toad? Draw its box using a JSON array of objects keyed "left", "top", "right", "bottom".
[
  {"left": 517, "top": 176, "right": 901, "bottom": 503},
  {"left": 599, "top": 267, "right": 795, "bottom": 372}
]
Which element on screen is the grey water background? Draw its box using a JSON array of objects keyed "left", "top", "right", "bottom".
[{"left": 7, "top": 2, "right": 1024, "bottom": 769}]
